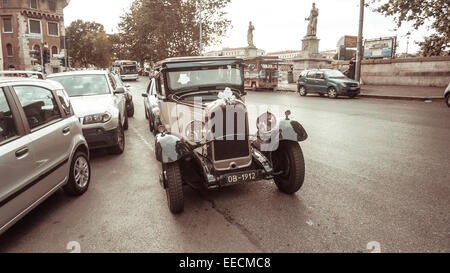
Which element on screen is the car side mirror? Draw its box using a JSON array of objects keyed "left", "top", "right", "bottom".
[
  {"left": 142, "top": 93, "right": 148, "bottom": 98},
  {"left": 114, "top": 86, "right": 125, "bottom": 94}
]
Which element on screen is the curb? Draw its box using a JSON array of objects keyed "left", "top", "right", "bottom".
[{"left": 275, "top": 88, "right": 444, "bottom": 101}]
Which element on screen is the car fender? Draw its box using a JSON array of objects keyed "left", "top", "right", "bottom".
[
  {"left": 257, "top": 119, "right": 308, "bottom": 152},
  {"left": 155, "top": 133, "right": 191, "bottom": 163},
  {"left": 279, "top": 119, "right": 308, "bottom": 142}
]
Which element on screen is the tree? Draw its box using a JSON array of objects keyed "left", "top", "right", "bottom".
[
  {"left": 66, "top": 20, "right": 113, "bottom": 68},
  {"left": 115, "top": 0, "right": 231, "bottom": 65},
  {"left": 370, "top": 0, "right": 449, "bottom": 56}
]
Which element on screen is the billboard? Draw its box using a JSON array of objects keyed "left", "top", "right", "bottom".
[{"left": 363, "top": 37, "right": 396, "bottom": 58}]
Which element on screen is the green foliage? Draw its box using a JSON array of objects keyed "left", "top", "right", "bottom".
[
  {"left": 369, "top": 0, "right": 449, "bottom": 56},
  {"left": 66, "top": 20, "right": 113, "bottom": 68},
  {"left": 113, "top": 0, "right": 231, "bottom": 64}
]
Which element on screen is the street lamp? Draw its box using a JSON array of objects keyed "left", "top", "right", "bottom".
[{"left": 355, "top": 0, "right": 365, "bottom": 83}]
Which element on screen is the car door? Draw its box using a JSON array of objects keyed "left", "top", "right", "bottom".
[
  {"left": 149, "top": 78, "right": 159, "bottom": 115},
  {"left": 0, "top": 86, "right": 37, "bottom": 231},
  {"left": 12, "top": 84, "right": 73, "bottom": 195},
  {"left": 305, "top": 71, "right": 317, "bottom": 92},
  {"left": 315, "top": 72, "right": 327, "bottom": 93},
  {"left": 156, "top": 74, "right": 172, "bottom": 130}
]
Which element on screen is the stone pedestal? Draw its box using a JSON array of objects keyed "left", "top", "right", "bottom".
[
  {"left": 245, "top": 46, "right": 258, "bottom": 58},
  {"left": 301, "top": 36, "right": 320, "bottom": 58},
  {"left": 292, "top": 36, "right": 332, "bottom": 80}
]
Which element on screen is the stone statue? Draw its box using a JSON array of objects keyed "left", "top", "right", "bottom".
[
  {"left": 247, "top": 21, "right": 255, "bottom": 47},
  {"left": 305, "top": 3, "right": 318, "bottom": 37}
]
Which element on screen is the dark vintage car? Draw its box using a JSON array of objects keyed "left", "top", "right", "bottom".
[
  {"left": 297, "top": 69, "right": 360, "bottom": 98},
  {"left": 151, "top": 56, "right": 308, "bottom": 213}
]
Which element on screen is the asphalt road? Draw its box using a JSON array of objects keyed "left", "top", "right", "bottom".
[{"left": 0, "top": 77, "right": 449, "bottom": 253}]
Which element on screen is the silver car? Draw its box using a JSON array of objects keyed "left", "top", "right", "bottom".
[
  {"left": 0, "top": 77, "right": 91, "bottom": 235},
  {"left": 48, "top": 71, "right": 128, "bottom": 154}
]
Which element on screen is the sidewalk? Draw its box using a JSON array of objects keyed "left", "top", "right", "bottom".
[{"left": 277, "top": 82, "right": 445, "bottom": 101}]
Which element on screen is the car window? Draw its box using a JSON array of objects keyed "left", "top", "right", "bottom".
[
  {"left": 307, "top": 72, "right": 316, "bottom": 79},
  {"left": 13, "top": 86, "right": 62, "bottom": 130},
  {"left": 49, "top": 75, "right": 111, "bottom": 97},
  {"left": 56, "top": 89, "right": 74, "bottom": 117},
  {"left": 0, "top": 88, "right": 18, "bottom": 144},
  {"left": 316, "top": 72, "right": 325, "bottom": 80}
]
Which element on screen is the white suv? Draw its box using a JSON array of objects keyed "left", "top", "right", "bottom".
[
  {"left": 0, "top": 77, "right": 91, "bottom": 235},
  {"left": 48, "top": 71, "right": 128, "bottom": 154}
]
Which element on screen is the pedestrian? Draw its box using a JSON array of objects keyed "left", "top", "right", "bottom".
[{"left": 345, "top": 56, "right": 356, "bottom": 80}]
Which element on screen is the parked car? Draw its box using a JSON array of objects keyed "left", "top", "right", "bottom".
[
  {"left": 152, "top": 56, "right": 308, "bottom": 213},
  {"left": 112, "top": 73, "right": 135, "bottom": 117},
  {"left": 297, "top": 69, "right": 360, "bottom": 98},
  {"left": 141, "top": 76, "right": 160, "bottom": 134},
  {"left": 142, "top": 67, "right": 151, "bottom": 77},
  {"left": 445, "top": 83, "right": 450, "bottom": 108},
  {"left": 47, "top": 71, "right": 128, "bottom": 154},
  {"left": 0, "top": 77, "right": 91, "bottom": 234}
]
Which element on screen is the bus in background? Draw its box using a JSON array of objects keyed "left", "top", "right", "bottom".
[{"left": 112, "top": 60, "right": 139, "bottom": 81}]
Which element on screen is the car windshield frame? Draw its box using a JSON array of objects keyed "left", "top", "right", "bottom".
[
  {"left": 324, "top": 70, "right": 347, "bottom": 79},
  {"left": 165, "top": 65, "right": 244, "bottom": 94},
  {"left": 48, "top": 74, "right": 111, "bottom": 97}
]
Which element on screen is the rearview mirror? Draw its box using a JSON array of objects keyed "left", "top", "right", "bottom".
[
  {"left": 141, "top": 93, "right": 148, "bottom": 98},
  {"left": 114, "top": 86, "right": 125, "bottom": 94}
]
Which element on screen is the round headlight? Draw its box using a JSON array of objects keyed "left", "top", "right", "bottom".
[
  {"left": 185, "top": 120, "right": 206, "bottom": 143},
  {"left": 256, "top": 112, "right": 277, "bottom": 133}
]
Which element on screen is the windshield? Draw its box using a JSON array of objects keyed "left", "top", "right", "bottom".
[
  {"left": 50, "top": 75, "right": 111, "bottom": 97},
  {"left": 167, "top": 67, "right": 242, "bottom": 92},
  {"left": 325, "top": 70, "right": 347, "bottom": 79},
  {"left": 121, "top": 65, "right": 137, "bottom": 74}
]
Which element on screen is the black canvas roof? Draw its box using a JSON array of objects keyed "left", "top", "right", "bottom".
[{"left": 156, "top": 56, "right": 244, "bottom": 70}]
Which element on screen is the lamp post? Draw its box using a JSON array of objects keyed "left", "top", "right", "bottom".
[{"left": 355, "top": 0, "right": 365, "bottom": 83}]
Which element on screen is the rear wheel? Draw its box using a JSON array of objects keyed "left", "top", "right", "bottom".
[
  {"left": 272, "top": 141, "right": 305, "bottom": 194},
  {"left": 149, "top": 115, "right": 155, "bottom": 134},
  {"left": 165, "top": 162, "right": 184, "bottom": 214},
  {"left": 124, "top": 113, "right": 129, "bottom": 130},
  {"left": 127, "top": 103, "right": 135, "bottom": 117},
  {"left": 328, "top": 87, "right": 338, "bottom": 99},
  {"left": 298, "top": 86, "right": 307, "bottom": 96},
  {"left": 63, "top": 151, "right": 91, "bottom": 196},
  {"left": 446, "top": 94, "right": 450, "bottom": 107}
]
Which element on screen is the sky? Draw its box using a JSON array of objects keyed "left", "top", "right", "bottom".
[{"left": 64, "top": 0, "right": 431, "bottom": 54}]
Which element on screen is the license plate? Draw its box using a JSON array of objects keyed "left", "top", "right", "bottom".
[{"left": 223, "top": 171, "right": 259, "bottom": 184}]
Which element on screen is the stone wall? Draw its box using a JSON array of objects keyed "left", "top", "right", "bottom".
[{"left": 360, "top": 56, "right": 450, "bottom": 87}]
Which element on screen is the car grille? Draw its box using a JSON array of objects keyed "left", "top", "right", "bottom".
[
  {"left": 208, "top": 103, "right": 250, "bottom": 161},
  {"left": 347, "top": 83, "right": 359, "bottom": 87}
]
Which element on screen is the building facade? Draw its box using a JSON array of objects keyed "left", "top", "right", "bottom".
[
  {"left": 1, "top": 0, "right": 69, "bottom": 72},
  {"left": 205, "top": 47, "right": 265, "bottom": 58}
]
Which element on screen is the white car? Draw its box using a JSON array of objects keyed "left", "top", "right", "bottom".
[
  {"left": 47, "top": 71, "right": 128, "bottom": 154},
  {"left": 445, "top": 83, "right": 450, "bottom": 108}
]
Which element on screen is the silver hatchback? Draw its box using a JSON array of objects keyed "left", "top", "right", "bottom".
[{"left": 0, "top": 78, "right": 91, "bottom": 235}]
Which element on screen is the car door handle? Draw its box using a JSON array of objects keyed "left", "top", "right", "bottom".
[
  {"left": 15, "top": 148, "right": 29, "bottom": 158},
  {"left": 62, "top": 127, "right": 71, "bottom": 134}
]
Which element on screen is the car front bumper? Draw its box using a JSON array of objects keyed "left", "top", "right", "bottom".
[
  {"left": 339, "top": 86, "right": 360, "bottom": 96},
  {"left": 82, "top": 127, "right": 119, "bottom": 149}
]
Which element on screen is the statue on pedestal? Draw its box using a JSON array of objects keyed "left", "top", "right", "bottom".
[
  {"left": 247, "top": 21, "right": 255, "bottom": 47},
  {"left": 305, "top": 3, "right": 319, "bottom": 37}
]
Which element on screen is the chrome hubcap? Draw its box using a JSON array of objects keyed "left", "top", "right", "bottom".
[
  {"left": 300, "top": 87, "right": 305, "bottom": 95},
  {"left": 329, "top": 89, "right": 336, "bottom": 97},
  {"left": 74, "top": 156, "right": 89, "bottom": 187}
]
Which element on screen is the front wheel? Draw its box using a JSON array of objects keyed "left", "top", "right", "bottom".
[
  {"left": 272, "top": 141, "right": 305, "bottom": 194},
  {"left": 298, "top": 86, "right": 307, "bottom": 96},
  {"left": 328, "top": 87, "right": 338, "bottom": 99},
  {"left": 63, "top": 151, "right": 91, "bottom": 196},
  {"left": 110, "top": 121, "right": 125, "bottom": 154},
  {"left": 165, "top": 162, "right": 184, "bottom": 214}
]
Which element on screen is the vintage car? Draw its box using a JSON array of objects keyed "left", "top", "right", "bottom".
[{"left": 151, "top": 56, "right": 308, "bottom": 213}]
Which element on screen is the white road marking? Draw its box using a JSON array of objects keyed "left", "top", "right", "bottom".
[{"left": 132, "top": 127, "right": 154, "bottom": 152}]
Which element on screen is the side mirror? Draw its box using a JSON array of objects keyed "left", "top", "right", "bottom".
[
  {"left": 114, "top": 86, "right": 125, "bottom": 94},
  {"left": 141, "top": 93, "right": 148, "bottom": 98}
]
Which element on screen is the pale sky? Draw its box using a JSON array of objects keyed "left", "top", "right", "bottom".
[{"left": 64, "top": 0, "right": 431, "bottom": 54}]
